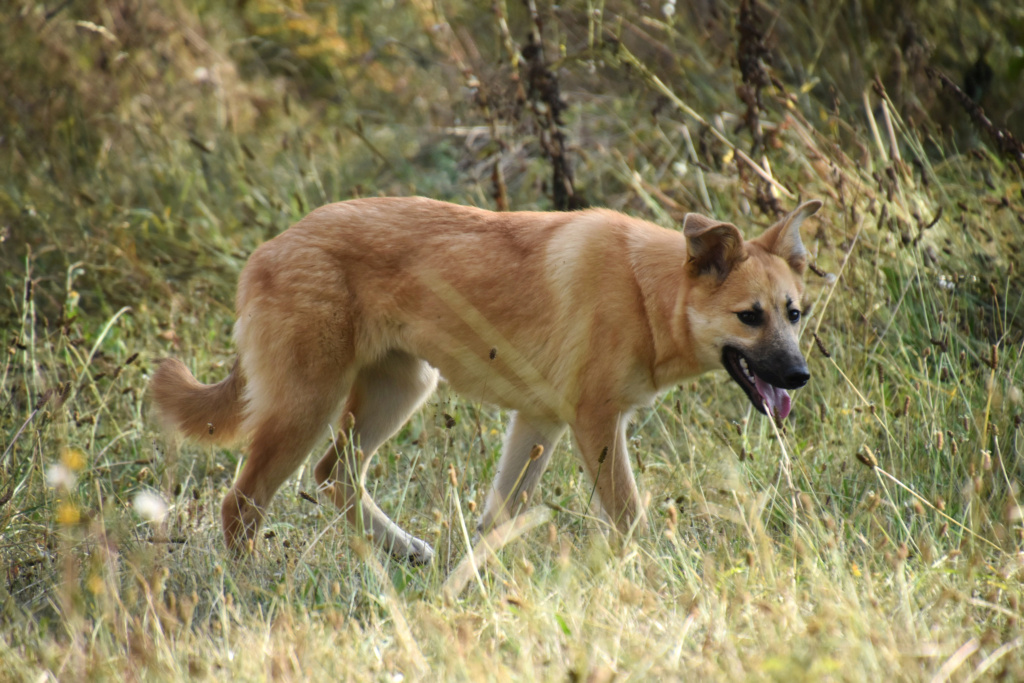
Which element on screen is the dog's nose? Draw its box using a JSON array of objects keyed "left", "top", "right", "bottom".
[{"left": 784, "top": 367, "right": 810, "bottom": 388}]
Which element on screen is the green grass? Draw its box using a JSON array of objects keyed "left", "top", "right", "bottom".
[{"left": 2, "top": 0, "right": 1023, "bottom": 680}]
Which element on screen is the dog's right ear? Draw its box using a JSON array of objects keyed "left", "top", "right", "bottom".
[{"left": 683, "top": 213, "right": 746, "bottom": 279}]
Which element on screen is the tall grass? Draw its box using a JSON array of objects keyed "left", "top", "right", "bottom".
[{"left": 1, "top": 0, "right": 1022, "bottom": 680}]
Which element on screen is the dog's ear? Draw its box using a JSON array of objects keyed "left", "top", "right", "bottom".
[
  {"left": 683, "top": 212, "right": 747, "bottom": 279},
  {"left": 754, "top": 199, "right": 822, "bottom": 275}
]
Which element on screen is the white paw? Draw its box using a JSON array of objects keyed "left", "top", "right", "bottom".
[{"left": 399, "top": 536, "right": 434, "bottom": 566}]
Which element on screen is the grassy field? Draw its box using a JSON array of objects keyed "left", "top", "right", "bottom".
[{"left": 2, "top": 1, "right": 1023, "bottom": 680}]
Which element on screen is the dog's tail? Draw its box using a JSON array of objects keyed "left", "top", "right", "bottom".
[{"left": 150, "top": 358, "right": 246, "bottom": 445}]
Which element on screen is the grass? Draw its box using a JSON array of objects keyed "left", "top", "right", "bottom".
[{"left": 2, "top": 0, "right": 1023, "bottom": 680}]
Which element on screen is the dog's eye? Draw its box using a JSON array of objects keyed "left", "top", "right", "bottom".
[
  {"left": 737, "top": 310, "right": 762, "bottom": 326},
  {"left": 788, "top": 308, "right": 801, "bottom": 323}
]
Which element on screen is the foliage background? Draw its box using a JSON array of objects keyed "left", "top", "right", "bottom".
[{"left": 1, "top": 0, "right": 1023, "bottom": 680}]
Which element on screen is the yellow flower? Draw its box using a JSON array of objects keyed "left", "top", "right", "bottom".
[
  {"left": 87, "top": 574, "right": 106, "bottom": 596},
  {"left": 56, "top": 501, "right": 80, "bottom": 526},
  {"left": 61, "top": 448, "right": 87, "bottom": 472}
]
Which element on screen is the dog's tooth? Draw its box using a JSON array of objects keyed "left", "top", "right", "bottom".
[{"left": 739, "top": 357, "right": 754, "bottom": 381}]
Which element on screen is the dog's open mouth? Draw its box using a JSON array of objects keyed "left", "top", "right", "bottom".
[{"left": 722, "top": 347, "right": 792, "bottom": 420}]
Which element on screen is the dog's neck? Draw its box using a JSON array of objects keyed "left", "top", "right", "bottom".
[{"left": 629, "top": 229, "right": 704, "bottom": 391}]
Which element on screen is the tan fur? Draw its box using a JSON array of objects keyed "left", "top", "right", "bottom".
[
  {"left": 149, "top": 196, "right": 822, "bottom": 562},
  {"left": 150, "top": 358, "right": 245, "bottom": 444}
]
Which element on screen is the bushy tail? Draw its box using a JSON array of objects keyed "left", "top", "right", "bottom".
[{"left": 150, "top": 358, "right": 246, "bottom": 445}]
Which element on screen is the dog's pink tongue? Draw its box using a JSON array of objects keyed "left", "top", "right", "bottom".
[{"left": 754, "top": 376, "right": 792, "bottom": 420}]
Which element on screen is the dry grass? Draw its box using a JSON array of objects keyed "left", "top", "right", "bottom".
[{"left": 1, "top": 1, "right": 1022, "bottom": 680}]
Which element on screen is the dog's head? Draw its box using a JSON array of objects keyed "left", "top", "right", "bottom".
[{"left": 682, "top": 200, "right": 822, "bottom": 420}]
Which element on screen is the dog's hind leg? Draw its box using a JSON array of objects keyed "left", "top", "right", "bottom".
[
  {"left": 314, "top": 350, "right": 439, "bottom": 564},
  {"left": 478, "top": 414, "right": 566, "bottom": 534},
  {"left": 222, "top": 369, "right": 351, "bottom": 554}
]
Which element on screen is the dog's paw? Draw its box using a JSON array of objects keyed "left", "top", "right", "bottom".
[
  {"left": 400, "top": 537, "right": 435, "bottom": 566},
  {"left": 379, "top": 531, "right": 434, "bottom": 565},
  {"left": 405, "top": 540, "right": 434, "bottom": 565}
]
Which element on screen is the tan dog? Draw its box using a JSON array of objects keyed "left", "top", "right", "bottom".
[{"left": 151, "top": 197, "right": 822, "bottom": 562}]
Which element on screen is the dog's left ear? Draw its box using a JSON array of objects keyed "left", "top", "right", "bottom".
[{"left": 754, "top": 199, "right": 823, "bottom": 275}]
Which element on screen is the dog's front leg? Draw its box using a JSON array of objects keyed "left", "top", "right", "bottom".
[
  {"left": 478, "top": 413, "right": 566, "bottom": 534},
  {"left": 571, "top": 407, "right": 647, "bottom": 536}
]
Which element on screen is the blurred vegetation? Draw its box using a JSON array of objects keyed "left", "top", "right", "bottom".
[
  {"left": 1, "top": 0, "right": 1023, "bottom": 679},
  {"left": 3, "top": 0, "right": 1023, "bottom": 319}
]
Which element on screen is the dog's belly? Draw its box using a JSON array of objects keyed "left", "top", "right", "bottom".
[{"left": 410, "top": 340, "right": 577, "bottom": 421}]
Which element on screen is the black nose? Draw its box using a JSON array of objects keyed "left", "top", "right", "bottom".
[{"left": 784, "top": 368, "right": 810, "bottom": 389}]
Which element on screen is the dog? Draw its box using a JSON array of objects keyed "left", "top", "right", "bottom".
[{"left": 150, "top": 196, "right": 821, "bottom": 563}]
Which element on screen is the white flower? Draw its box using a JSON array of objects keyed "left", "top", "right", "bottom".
[
  {"left": 133, "top": 490, "right": 168, "bottom": 524},
  {"left": 45, "top": 464, "right": 77, "bottom": 490}
]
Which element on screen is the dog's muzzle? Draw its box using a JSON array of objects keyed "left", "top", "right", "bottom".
[{"left": 722, "top": 346, "right": 809, "bottom": 419}]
